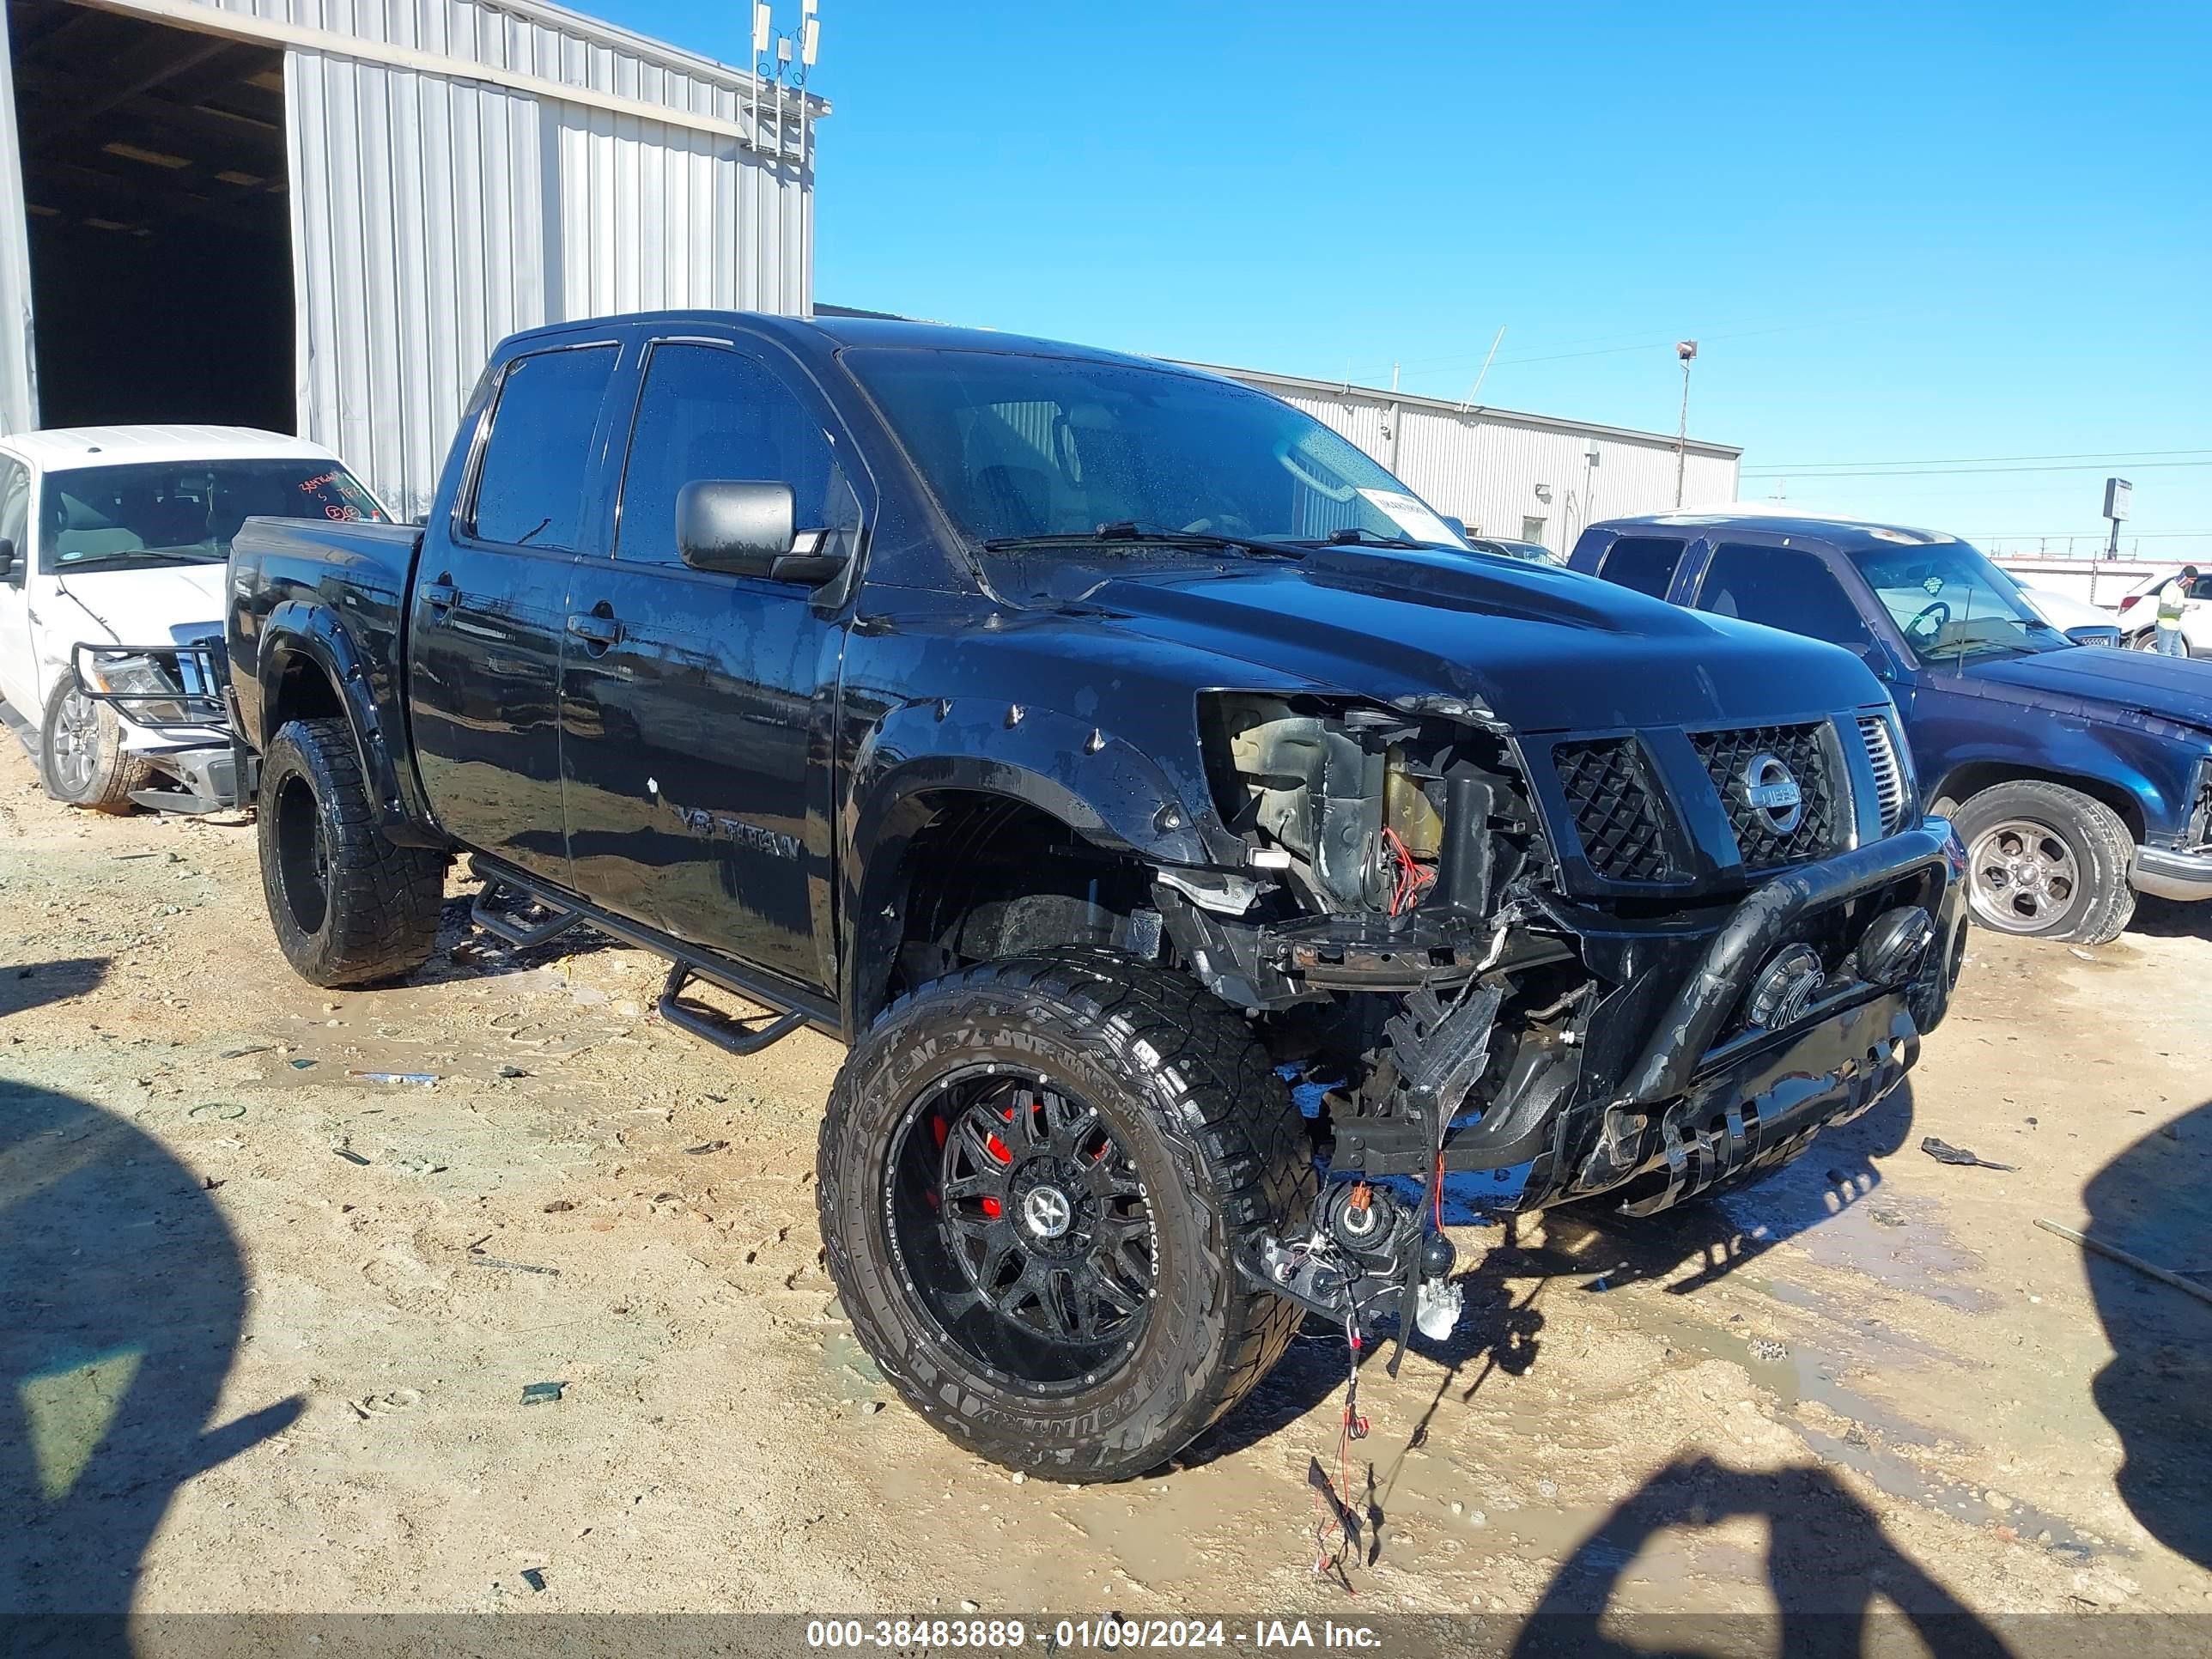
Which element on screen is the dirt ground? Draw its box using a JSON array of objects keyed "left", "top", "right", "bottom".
[{"left": 3, "top": 729, "right": 2209, "bottom": 1641}]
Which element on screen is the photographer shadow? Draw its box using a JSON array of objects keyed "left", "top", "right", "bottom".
[
  {"left": 1509, "top": 1455, "right": 2010, "bottom": 1657},
  {"left": 0, "top": 1072, "right": 303, "bottom": 1632}
]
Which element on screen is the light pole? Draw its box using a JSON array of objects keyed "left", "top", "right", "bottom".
[{"left": 1673, "top": 340, "right": 1698, "bottom": 508}]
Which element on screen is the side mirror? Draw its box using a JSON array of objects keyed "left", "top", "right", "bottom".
[
  {"left": 676, "top": 480, "right": 848, "bottom": 586},
  {"left": 0, "top": 536, "right": 15, "bottom": 579}
]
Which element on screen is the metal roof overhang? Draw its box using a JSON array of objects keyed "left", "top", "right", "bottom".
[{"left": 66, "top": 0, "right": 829, "bottom": 151}]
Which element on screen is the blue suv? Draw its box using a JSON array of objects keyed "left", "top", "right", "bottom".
[{"left": 1571, "top": 514, "right": 2212, "bottom": 944}]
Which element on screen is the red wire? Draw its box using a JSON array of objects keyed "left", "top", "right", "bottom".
[{"left": 1381, "top": 828, "right": 1435, "bottom": 917}]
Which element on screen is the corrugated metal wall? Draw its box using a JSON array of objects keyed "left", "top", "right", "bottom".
[
  {"left": 0, "top": 13, "right": 35, "bottom": 434},
  {"left": 1225, "top": 373, "right": 1741, "bottom": 555},
  {"left": 111, "top": 0, "right": 816, "bottom": 519}
]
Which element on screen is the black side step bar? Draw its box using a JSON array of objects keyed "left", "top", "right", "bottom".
[
  {"left": 461, "top": 854, "right": 840, "bottom": 1055},
  {"left": 471, "top": 878, "right": 588, "bottom": 950},
  {"left": 656, "top": 963, "right": 808, "bottom": 1057}
]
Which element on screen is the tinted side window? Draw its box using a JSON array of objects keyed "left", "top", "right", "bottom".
[
  {"left": 615, "top": 342, "right": 859, "bottom": 567},
  {"left": 1598, "top": 535, "right": 1686, "bottom": 599},
  {"left": 469, "top": 345, "right": 620, "bottom": 550},
  {"left": 1696, "top": 543, "right": 1875, "bottom": 650}
]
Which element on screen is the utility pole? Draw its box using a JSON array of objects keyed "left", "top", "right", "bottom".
[{"left": 1674, "top": 340, "right": 1698, "bottom": 508}]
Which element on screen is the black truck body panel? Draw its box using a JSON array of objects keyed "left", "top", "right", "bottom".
[{"left": 228, "top": 311, "right": 1966, "bottom": 1220}]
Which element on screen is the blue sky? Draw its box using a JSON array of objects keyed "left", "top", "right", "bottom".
[{"left": 596, "top": 1, "right": 2211, "bottom": 560}]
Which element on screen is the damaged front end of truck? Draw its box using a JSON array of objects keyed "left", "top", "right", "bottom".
[{"left": 1152, "top": 688, "right": 1968, "bottom": 1347}]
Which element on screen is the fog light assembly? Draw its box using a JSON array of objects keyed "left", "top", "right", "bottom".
[
  {"left": 1746, "top": 943, "right": 1825, "bottom": 1030},
  {"left": 1854, "top": 904, "right": 1936, "bottom": 985}
]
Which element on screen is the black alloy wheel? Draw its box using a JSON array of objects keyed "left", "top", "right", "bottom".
[{"left": 888, "top": 1073, "right": 1153, "bottom": 1387}]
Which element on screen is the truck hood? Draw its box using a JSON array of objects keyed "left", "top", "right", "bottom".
[
  {"left": 49, "top": 564, "right": 227, "bottom": 646},
  {"left": 1073, "top": 546, "right": 1881, "bottom": 732},
  {"left": 1960, "top": 646, "right": 2212, "bottom": 732}
]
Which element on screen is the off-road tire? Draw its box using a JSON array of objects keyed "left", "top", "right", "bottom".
[
  {"left": 39, "top": 676, "right": 154, "bottom": 813},
  {"left": 1952, "top": 780, "right": 2136, "bottom": 945},
  {"left": 818, "top": 947, "right": 1316, "bottom": 1483},
  {"left": 258, "top": 717, "right": 445, "bottom": 987}
]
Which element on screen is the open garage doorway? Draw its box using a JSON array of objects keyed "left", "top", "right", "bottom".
[{"left": 6, "top": 1, "right": 293, "bottom": 432}]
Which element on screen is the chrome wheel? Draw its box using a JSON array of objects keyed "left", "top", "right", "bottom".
[
  {"left": 48, "top": 688, "right": 100, "bottom": 796},
  {"left": 1966, "top": 818, "right": 2079, "bottom": 933}
]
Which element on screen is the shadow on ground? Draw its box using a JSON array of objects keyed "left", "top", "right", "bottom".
[
  {"left": 0, "top": 956, "right": 108, "bottom": 1018},
  {"left": 2083, "top": 1097, "right": 2212, "bottom": 1569},
  {"left": 2126, "top": 895, "right": 2211, "bottom": 940},
  {"left": 1507, "top": 1455, "right": 2010, "bottom": 1656},
  {"left": 0, "top": 1067, "right": 302, "bottom": 1622}
]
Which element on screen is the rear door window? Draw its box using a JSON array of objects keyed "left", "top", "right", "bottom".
[
  {"left": 1695, "top": 543, "right": 1875, "bottom": 649},
  {"left": 1597, "top": 535, "right": 1686, "bottom": 599},
  {"left": 467, "top": 344, "right": 621, "bottom": 550}
]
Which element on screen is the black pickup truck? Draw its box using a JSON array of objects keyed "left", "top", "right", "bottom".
[{"left": 227, "top": 313, "right": 1967, "bottom": 1480}]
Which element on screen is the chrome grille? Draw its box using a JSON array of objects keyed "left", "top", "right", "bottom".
[
  {"left": 1857, "top": 714, "right": 1910, "bottom": 836},
  {"left": 1692, "top": 721, "right": 1842, "bottom": 869},
  {"left": 1553, "top": 738, "right": 1674, "bottom": 883}
]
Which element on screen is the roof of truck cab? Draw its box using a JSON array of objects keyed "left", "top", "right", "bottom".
[
  {"left": 0, "top": 425, "right": 342, "bottom": 470},
  {"left": 1589, "top": 511, "right": 1965, "bottom": 554},
  {"left": 502, "top": 310, "right": 1207, "bottom": 374}
]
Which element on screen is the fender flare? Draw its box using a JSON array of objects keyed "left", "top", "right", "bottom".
[
  {"left": 837, "top": 699, "right": 1227, "bottom": 1030},
  {"left": 258, "top": 601, "right": 440, "bottom": 846},
  {"left": 1923, "top": 750, "right": 2167, "bottom": 843}
]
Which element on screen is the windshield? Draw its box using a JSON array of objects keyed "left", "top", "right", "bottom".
[
  {"left": 40, "top": 458, "right": 386, "bottom": 574},
  {"left": 1849, "top": 538, "right": 2067, "bottom": 662},
  {"left": 842, "top": 347, "right": 1466, "bottom": 556}
]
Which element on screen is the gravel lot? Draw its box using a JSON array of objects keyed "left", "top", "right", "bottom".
[{"left": 3, "top": 732, "right": 2208, "bottom": 1639}]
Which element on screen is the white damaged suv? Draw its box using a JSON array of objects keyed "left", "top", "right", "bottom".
[{"left": 0, "top": 426, "right": 387, "bottom": 812}]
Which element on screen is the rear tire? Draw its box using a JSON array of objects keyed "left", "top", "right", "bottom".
[
  {"left": 257, "top": 717, "right": 445, "bottom": 987},
  {"left": 1952, "top": 780, "right": 2136, "bottom": 945},
  {"left": 818, "top": 947, "right": 1316, "bottom": 1483},
  {"left": 39, "top": 676, "right": 154, "bottom": 813}
]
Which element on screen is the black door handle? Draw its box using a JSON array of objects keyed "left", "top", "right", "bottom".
[
  {"left": 567, "top": 609, "right": 623, "bottom": 650},
  {"left": 420, "top": 578, "right": 459, "bottom": 611}
]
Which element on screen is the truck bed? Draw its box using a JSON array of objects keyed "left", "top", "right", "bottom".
[{"left": 227, "top": 514, "right": 424, "bottom": 793}]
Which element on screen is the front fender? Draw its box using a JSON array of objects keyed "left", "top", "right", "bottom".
[
  {"left": 1923, "top": 715, "right": 2203, "bottom": 842},
  {"left": 836, "top": 697, "right": 1233, "bottom": 1033},
  {"left": 258, "top": 601, "right": 439, "bottom": 845},
  {"left": 848, "top": 698, "right": 1213, "bottom": 869}
]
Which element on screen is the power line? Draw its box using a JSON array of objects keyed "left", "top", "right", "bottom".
[
  {"left": 1750, "top": 446, "right": 2212, "bottom": 471},
  {"left": 1972, "top": 528, "right": 2212, "bottom": 539},
  {"left": 1741, "top": 459, "right": 2212, "bottom": 479}
]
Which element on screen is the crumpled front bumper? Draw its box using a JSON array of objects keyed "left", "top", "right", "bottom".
[{"left": 1563, "top": 817, "right": 1968, "bottom": 1213}]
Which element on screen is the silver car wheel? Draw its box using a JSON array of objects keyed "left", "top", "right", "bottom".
[{"left": 1966, "top": 818, "right": 2080, "bottom": 933}]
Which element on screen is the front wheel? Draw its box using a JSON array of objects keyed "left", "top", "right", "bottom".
[
  {"left": 257, "top": 717, "right": 446, "bottom": 987},
  {"left": 40, "top": 675, "right": 154, "bottom": 812},
  {"left": 818, "top": 949, "right": 1316, "bottom": 1483},
  {"left": 1953, "top": 780, "right": 2136, "bottom": 945}
]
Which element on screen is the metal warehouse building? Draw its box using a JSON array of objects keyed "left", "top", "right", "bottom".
[
  {"left": 1201, "top": 363, "right": 1742, "bottom": 556},
  {"left": 0, "top": 0, "right": 818, "bottom": 518}
]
